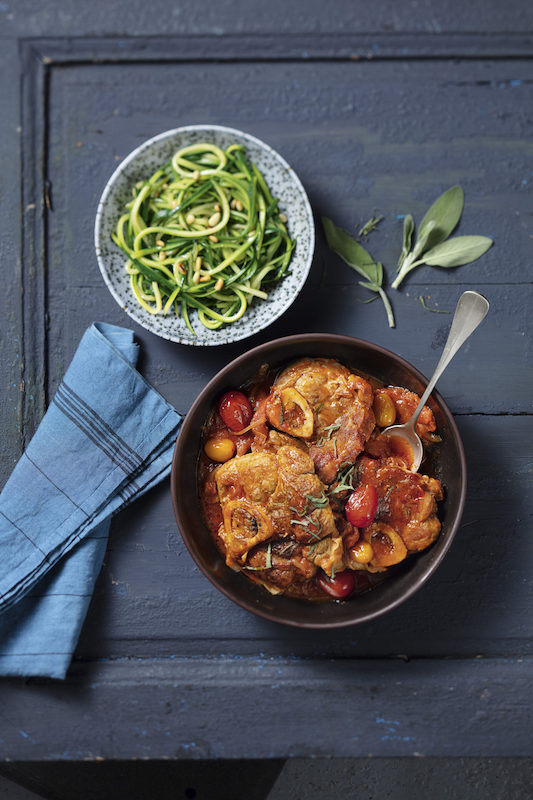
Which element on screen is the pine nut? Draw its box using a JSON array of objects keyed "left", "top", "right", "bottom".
[
  {"left": 192, "top": 272, "right": 201, "bottom": 284},
  {"left": 215, "top": 278, "right": 224, "bottom": 292},
  {"left": 214, "top": 204, "right": 221, "bottom": 212},
  {"left": 195, "top": 256, "right": 202, "bottom": 271},
  {"left": 159, "top": 251, "right": 166, "bottom": 260},
  {"left": 199, "top": 275, "right": 210, "bottom": 283},
  {"left": 235, "top": 200, "right": 243, "bottom": 212},
  {"left": 208, "top": 235, "right": 219, "bottom": 243},
  {"left": 230, "top": 199, "right": 237, "bottom": 209},
  {"left": 156, "top": 239, "right": 165, "bottom": 247},
  {"left": 192, "top": 170, "right": 200, "bottom": 180},
  {"left": 186, "top": 213, "right": 195, "bottom": 225},
  {"left": 279, "top": 213, "right": 288, "bottom": 223},
  {"left": 208, "top": 212, "right": 221, "bottom": 227}
]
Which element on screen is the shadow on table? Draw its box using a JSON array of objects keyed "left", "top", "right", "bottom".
[{"left": 0, "top": 759, "right": 285, "bottom": 800}]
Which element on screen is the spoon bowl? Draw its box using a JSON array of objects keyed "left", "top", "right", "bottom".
[
  {"left": 381, "top": 290, "right": 490, "bottom": 472},
  {"left": 382, "top": 423, "right": 423, "bottom": 471}
]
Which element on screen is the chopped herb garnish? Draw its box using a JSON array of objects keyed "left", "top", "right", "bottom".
[
  {"left": 323, "top": 423, "right": 341, "bottom": 437},
  {"left": 279, "top": 396, "right": 285, "bottom": 424},
  {"left": 244, "top": 542, "right": 273, "bottom": 571},
  {"left": 289, "top": 504, "right": 306, "bottom": 517},
  {"left": 291, "top": 518, "right": 313, "bottom": 528},
  {"left": 276, "top": 541, "right": 298, "bottom": 557},
  {"left": 305, "top": 542, "right": 319, "bottom": 558},
  {"left": 290, "top": 515, "right": 323, "bottom": 540},
  {"left": 327, "top": 462, "right": 360, "bottom": 496},
  {"left": 315, "top": 423, "right": 341, "bottom": 448},
  {"left": 332, "top": 437, "right": 338, "bottom": 459},
  {"left": 305, "top": 492, "right": 328, "bottom": 509},
  {"left": 315, "top": 402, "right": 324, "bottom": 413}
]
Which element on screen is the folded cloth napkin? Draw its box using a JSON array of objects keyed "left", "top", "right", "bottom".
[{"left": 0, "top": 322, "right": 182, "bottom": 679}]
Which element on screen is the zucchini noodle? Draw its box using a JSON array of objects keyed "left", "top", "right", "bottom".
[{"left": 112, "top": 142, "right": 296, "bottom": 334}]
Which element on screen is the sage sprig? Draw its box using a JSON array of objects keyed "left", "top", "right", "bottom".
[
  {"left": 392, "top": 185, "right": 493, "bottom": 289},
  {"left": 322, "top": 216, "right": 395, "bottom": 328}
]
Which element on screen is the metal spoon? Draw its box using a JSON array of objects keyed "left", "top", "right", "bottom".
[{"left": 382, "top": 290, "right": 490, "bottom": 472}]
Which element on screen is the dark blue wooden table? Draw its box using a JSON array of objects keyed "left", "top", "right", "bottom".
[{"left": 1, "top": 0, "right": 532, "bottom": 769}]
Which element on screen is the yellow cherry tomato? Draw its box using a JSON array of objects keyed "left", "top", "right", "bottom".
[
  {"left": 373, "top": 390, "right": 397, "bottom": 428},
  {"left": 204, "top": 437, "right": 236, "bottom": 463},
  {"left": 350, "top": 541, "right": 374, "bottom": 564}
]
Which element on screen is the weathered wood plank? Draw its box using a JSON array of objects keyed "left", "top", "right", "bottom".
[
  {"left": 0, "top": 42, "right": 25, "bottom": 485},
  {"left": 3, "top": 2, "right": 533, "bottom": 38},
  {"left": 44, "top": 278, "right": 533, "bottom": 416},
  {"left": 0, "top": 655, "right": 532, "bottom": 760}
]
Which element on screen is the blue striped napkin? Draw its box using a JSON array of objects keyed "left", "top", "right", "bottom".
[{"left": 0, "top": 322, "right": 182, "bottom": 679}]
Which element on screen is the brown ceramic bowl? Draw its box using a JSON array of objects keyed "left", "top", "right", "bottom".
[{"left": 170, "top": 333, "right": 466, "bottom": 628}]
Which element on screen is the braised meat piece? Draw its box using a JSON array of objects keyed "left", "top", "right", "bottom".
[
  {"left": 358, "top": 456, "right": 443, "bottom": 554},
  {"left": 214, "top": 445, "right": 336, "bottom": 568},
  {"left": 251, "top": 428, "right": 309, "bottom": 456},
  {"left": 378, "top": 386, "right": 437, "bottom": 442},
  {"left": 243, "top": 540, "right": 318, "bottom": 595},
  {"left": 265, "top": 358, "right": 375, "bottom": 484}
]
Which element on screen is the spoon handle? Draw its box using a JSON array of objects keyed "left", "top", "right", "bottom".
[{"left": 411, "top": 290, "right": 490, "bottom": 426}]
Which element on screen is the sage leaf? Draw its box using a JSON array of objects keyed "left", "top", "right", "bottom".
[
  {"left": 398, "top": 214, "right": 414, "bottom": 268},
  {"left": 393, "top": 185, "right": 493, "bottom": 288},
  {"left": 410, "top": 219, "right": 437, "bottom": 262},
  {"left": 359, "top": 279, "right": 380, "bottom": 292},
  {"left": 322, "top": 217, "right": 381, "bottom": 285},
  {"left": 322, "top": 216, "right": 395, "bottom": 327},
  {"left": 418, "top": 185, "right": 464, "bottom": 246},
  {"left": 421, "top": 235, "right": 493, "bottom": 267}
]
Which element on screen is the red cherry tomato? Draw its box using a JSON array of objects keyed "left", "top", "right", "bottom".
[
  {"left": 316, "top": 570, "right": 356, "bottom": 600},
  {"left": 345, "top": 484, "right": 378, "bottom": 528},
  {"left": 218, "top": 390, "right": 253, "bottom": 432}
]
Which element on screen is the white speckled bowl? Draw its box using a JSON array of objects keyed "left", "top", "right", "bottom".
[{"left": 94, "top": 125, "right": 315, "bottom": 345}]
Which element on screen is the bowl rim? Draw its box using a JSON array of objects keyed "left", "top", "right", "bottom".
[
  {"left": 170, "top": 332, "right": 467, "bottom": 628},
  {"left": 94, "top": 124, "right": 316, "bottom": 346}
]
